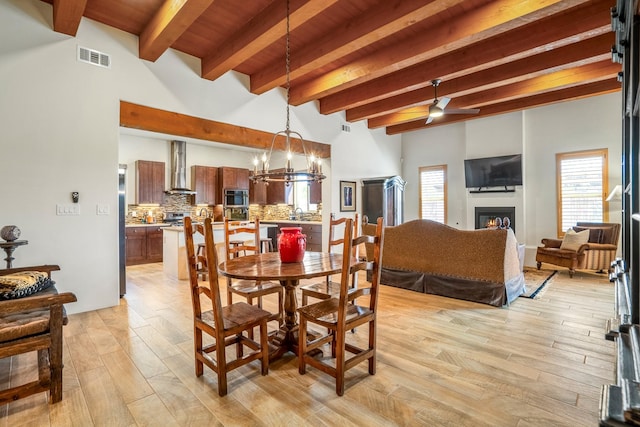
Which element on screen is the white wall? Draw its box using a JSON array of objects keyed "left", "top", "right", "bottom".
[
  {"left": 465, "top": 112, "right": 525, "bottom": 241},
  {"left": 0, "top": 0, "right": 400, "bottom": 313},
  {"left": 523, "top": 93, "right": 622, "bottom": 253},
  {"left": 401, "top": 92, "right": 622, "bottom": 267}
]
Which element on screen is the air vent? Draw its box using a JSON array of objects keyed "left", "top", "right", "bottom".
[
  {"left": 341, "top": 124, "right": 351, "bottom": 133},
  {"left": 77, "top": 46, "right": 111, "bottom": 68}
]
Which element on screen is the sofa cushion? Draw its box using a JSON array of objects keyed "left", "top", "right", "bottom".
[
  {"left": 0, "top": 271, "right": 54, "bottom": 300},
  {"left": 573, "top": 226, "right": 603, "bottom": 243},
  {"left": 560, "top": 228, "right": 589, "bottom": 251}
]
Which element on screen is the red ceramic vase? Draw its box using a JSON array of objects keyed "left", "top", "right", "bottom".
[{"left": 278, "top": 227, "right": 306, "bottom": 263}]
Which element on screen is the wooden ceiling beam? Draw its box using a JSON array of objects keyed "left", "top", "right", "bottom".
[
  {"left": 139, "top": 0, "right": 215, "bottom": 62},
  {"left": 350, "top": 32, "right": 614, "bottom": 122},
  {"left": 52, "top": 0, "right": 87, "bottom": 36},
  {"left": 369, "top": 61, "right": 620, "bottom": 128},
  {"left": 249, "top": 0, "right": 466, "bottom": 95},
  {"left": 289, "top": 0, "right": 592, "bottom": 106},
  {"left": 321, "top": 0, "right": 611, "bottom": 115},
  {"left": 119, "top": 101, "right": 330, "bottom": 158},
  {"left": 385, "top": 79, "right": 621, "bottom": 134},
  {"left": 201, "top": 0, "right": 335, "bottom": 81}
]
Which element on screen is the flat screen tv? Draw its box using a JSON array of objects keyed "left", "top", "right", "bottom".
[{"left": 464, "top": 154, "right": 523, "bottom": 189}]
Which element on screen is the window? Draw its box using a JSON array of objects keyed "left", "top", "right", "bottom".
[
  {"left": 419, "top": 165, "right": 447, "bottom": 223},
  {"left": 556, "top": 149, "right": 608, "bottom": 236}
]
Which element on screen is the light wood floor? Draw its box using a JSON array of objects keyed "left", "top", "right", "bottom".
[{"left": 0, "top": 263, "right": 615, "bottom": 426}]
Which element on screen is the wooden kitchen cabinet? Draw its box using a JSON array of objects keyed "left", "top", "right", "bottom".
[
  {"left": 309, "top": 180, "right": 322, "bottom": 204},
  {"left": 125, "top": 226, "right": 164, "bottom": 265},
  {"left": 191, "top": 165, "right": 218, "bottom": 205},
  {"left": 300, "top": 222, "right": 323, "bottom": 252},
  {"left": 125, "top": 227, "right": 146, "bottom": 265},
  {"left": 250, "top": 179, "right": 267, "bottom": 205},
  {"left": 136, "top": 160, "right": 165, "bottom": 204},
  {"left": 266, "top": 169, "right": 293, "bottom": 204},
  {"left": 272, "top": 222, "right": 322, "bottom": 252},
  {"left": 218, "top": 167, "right": 250, "bottom": 204},
  {"left": 146, "top": 226, "right": 164, "bottom": 262}
]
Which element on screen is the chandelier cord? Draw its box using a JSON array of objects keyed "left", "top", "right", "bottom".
[
  {"left": 249, "top": 0, "right": 324, "bottom": 184},
  {"left": 285, "top": 0, "right": 291, "bottom": 135}
]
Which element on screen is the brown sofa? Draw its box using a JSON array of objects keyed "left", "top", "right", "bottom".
[
  {"left": 362, "top": 219, "right": 525, "bottom": 307},
  {"left": 535, "top": 222, "right": 620, "bottom": 277}
]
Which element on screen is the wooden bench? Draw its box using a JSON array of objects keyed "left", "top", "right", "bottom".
[{"left": 0, "top": 265, "right": 77, "bottom": 404}]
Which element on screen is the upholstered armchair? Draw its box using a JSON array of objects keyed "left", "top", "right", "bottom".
[{"left": 536, "top": 222, "right": 620, "bottom": 277}]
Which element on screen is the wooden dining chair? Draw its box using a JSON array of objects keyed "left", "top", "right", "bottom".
[
  {"left": 184, "top": 216, "right": 270, "bottom": 397},
  {"left": 297, "top": 216, "right": 384, "bottom": 396},
  {"left": 224, "top": 217, "right": 283, "bottom": 330},
  {"left": 300, "top": 213, "right": 359, "bottom": 305}
]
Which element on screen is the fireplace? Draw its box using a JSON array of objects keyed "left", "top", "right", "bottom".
[{"left": 475, "top": 207, "right": 515, "bottom": 233}]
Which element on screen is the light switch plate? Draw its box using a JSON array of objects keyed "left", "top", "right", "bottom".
[
  {"left": 56, "top": 204, "right": 80, "bottom": 216},
  {"left": 96, "top": 203, "right": 110, "bottom": 215}
]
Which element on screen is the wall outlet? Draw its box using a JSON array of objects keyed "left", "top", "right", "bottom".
[
  {"left": 56, "top": 203, "right": 80, "bottom": 215},
  {"left": 96, "top": 203, "right": 110, "bottom": 215}
]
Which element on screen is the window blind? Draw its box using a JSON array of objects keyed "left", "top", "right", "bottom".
[
  {"left": 419, "top": 166, "right": 446, "bottom": 224},
  {"left": 558, "top": 152, "right": 605, "bottom": 232}
]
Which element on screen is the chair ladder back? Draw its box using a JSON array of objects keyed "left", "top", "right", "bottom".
[
  {"left": 328, "top": 213, "right": 348, "bottom": 251},
  {"left": 349, "top": 213, "right": 360, "bottom": 287},
  {"left": 328, "top": 213, "right": 360, "bottom": 287},
  {"left": 184, "top": 217, "right": 204, "bottom": 317},
  {"left": 184, "top": 217, "right": 223, "bottom": 323},
  {"left": 337, "top": 218, "right": 355, "bottom": 325},
  {"left": 366, "top": 217, "right": 384, "bottom": 312},
  {"left": 203, "top": 218, "right": 225, "bottom": 321},
  {"left": 224, "top": 217, "right": 261, "bottom": 260},
  {"left": 343, "top": 218, "right": 384, "bottom": 309}
]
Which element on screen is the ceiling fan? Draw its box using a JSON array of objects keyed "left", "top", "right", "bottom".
[{"left": 426, "top": 79, "right": 480, "bottom": 124}]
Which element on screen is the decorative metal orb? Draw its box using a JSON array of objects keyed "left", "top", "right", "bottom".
[{"left": 0, "top": 225, "right": 21, "bottom": 242}]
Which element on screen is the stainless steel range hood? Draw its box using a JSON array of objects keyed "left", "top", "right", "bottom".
[{"left": 166, "top": 140, "right": 196, "bottom": 195}]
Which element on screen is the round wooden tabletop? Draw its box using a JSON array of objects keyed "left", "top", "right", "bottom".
[{"left": 218, "top": 251, "right": 343, "bottom": 282}]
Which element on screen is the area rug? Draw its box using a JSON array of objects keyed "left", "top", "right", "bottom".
[{"left": 520, "top": 268, "right": 557, "bottom": 299}]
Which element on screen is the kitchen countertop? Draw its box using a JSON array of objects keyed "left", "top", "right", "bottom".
[
  {"left": 126, "top": 220, "right": 321, "bottom": 229},
  {"left": 125, "top": 223, "right": 171, "bottom": 228},
  {"left": 261, "top": 220, "right": 322, "bottom": 225},
  {"left": 163, "top": 222, "right": 277, "bottom": 232}
]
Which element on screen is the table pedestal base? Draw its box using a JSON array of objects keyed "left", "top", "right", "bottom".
[{"left": 267, "top": 278, "right": 322, "bottom": 361}]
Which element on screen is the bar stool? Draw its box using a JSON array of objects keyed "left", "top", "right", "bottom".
[
  {"left": 228, "top": 221, "right": 247, "bottom": 257},
  {"left": 260, "top": 237, "right": 274, "bottom": 253}
]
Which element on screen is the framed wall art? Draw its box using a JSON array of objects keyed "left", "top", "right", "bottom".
[{"left": 340, "top": 181, "right": 356, "bottom": 212}]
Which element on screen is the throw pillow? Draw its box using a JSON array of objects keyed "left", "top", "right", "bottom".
[
  {"left": 573, "top": 226, "right": 603, "bottom": 244},
  {"left": 0, "top": 271, "right": 53, "bottom": 300},
  {"left": 560, "top": 228, "right": 590, "bottom": 252}
]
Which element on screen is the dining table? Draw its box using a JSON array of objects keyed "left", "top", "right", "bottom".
[{"left": 217, "top": 251, "right": 344, "bottom": 360}]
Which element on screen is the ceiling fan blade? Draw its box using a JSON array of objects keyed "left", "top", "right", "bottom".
[
  {"left": 443, "top": 108, "right": 480, "bottom": 115},
  {"left": 435, "top": 96, "right": 450, "bottom": 109}
]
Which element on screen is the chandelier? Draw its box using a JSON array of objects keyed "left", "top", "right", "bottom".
[{"left": 250, "top": 0, "right": 325, "bottom": 186}]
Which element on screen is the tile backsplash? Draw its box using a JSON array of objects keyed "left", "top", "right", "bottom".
[{"left": 127, "top": 193, "right": 321, "bottom": 224}]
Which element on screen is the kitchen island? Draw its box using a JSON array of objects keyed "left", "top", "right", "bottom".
[{"left": 162, "top": 222, "right": 276, "bottom": 280}]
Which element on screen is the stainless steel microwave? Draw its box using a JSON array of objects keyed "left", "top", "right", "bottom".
[{"left": 224, "top": 189, "right": 248, "bottom": 207}]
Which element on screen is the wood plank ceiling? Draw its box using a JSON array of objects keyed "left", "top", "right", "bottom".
[{"left": 46, "top": 0, "right": 621, "bottom": 134}]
